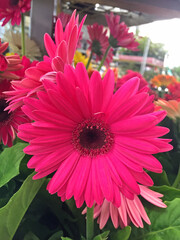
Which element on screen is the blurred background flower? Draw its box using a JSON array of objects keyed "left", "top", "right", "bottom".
[
  {"left": 0, "top": 0, "right": 32, "bottom": 26},
  {"left": 0, "top": 39, "right": 22, "bottom": 80},
  {"left": 150, "top": 74, "right": 177, "bottom": 88},
  {"left": 3, "top": 31, "right": 41, "bottom": 60},
  {"left": 0, "top": 79, "right": 29, "bottom": 146}
]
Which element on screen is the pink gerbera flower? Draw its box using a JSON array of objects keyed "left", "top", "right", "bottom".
[
  {"left": 87, "top": 23, "right": 113, "bottom": 67},
  {"left": 4, "top": 56, "right": 39, "bottom": 110},
  {"left": 0, "top": 40, "right": 22, "bottom": 80},
  {"left": 6, "top": 10, "right": 86, "bottom": 111},
  {"left": 105, "top": 12, "right": 139, "bottom": 51},
  {"left": 0, "top": 79, "right": 29, "bottom": 147},
  {"left": 84, "top": 185, "right": 166, "bottom": 229},
  {"left": 0, "top": 0, "right": 32, "bottom": 26},
  {"left": 44, "top": 10, "right": 86, "bottom": 71},
  {"left": 18, "top": 63, "right": 172, "bottom": 208},
  {"left": 5, "top": 58, "right": 50, "bottom": 111},
  {"left": 57, "top": 11, "right": 83, "bottom": 49}
]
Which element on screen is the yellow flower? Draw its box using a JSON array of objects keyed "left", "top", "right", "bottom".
[
  {"left": 155, "top": 99, "right": 180, "bottom": 121},
  {"left": 5, "top": 52, "right": 15, "bottom": 56},
  {"left": 74, "top": 51, "right": 92, "bottom": 69},
  {"left": 150, "top": 75, "right": 177, "bottom": 87}
]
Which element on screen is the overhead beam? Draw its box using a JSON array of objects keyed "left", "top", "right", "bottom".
[
  {"left": 63, "top": 0, "right": 180, "bottom": 19},
  {"left": 80, "top": 12, "right": 154, "bottom": 26}
]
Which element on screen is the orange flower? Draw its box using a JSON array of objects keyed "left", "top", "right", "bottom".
[
  {"left": 155, "top": 99, "right": 180, "bottom": 121},
  {"left": 150, "top": 75, "right": 177, "bottom": 87},
  {"left": 112, "top": 67, "right": 118, "bottom": 83}
]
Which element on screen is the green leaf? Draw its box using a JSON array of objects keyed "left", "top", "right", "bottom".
[
  {"left": 93, "top": 231, "right": 110, "bottom": 240},
  {"left": 48, "top": 231, "right": 63, "bottom": 240},
  {"left": 19, "top": 154, "right": 33, "bottom": 178},
  {"left": 130, "top": 198, "right": 180, "bottom": 240},
  {"left": 0, "top": 142, "right": 27, "bottom": 187},
  {"left": 61, "top": 237, "right": 72, "bottom": 240},
  {"left": 151, "top": 185, "right": 180, "bottom": 201},
  {"left": 148, "top": 171, "right": 170, "bottom": 186},
  {"left": 38, "top": 183, "right": 80, "bottom": 238},
  {"left": 24, "top": 231, "right": 40, "bottom": 240},
  {"left": 0, "top": 172, "right": 44, "bottom": 240},
  {"left": 110, "top": 226, "right": 131, "bottom": 240}
]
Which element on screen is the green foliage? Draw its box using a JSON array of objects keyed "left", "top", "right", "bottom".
[
  {"left": 0, "top": 179, "right": 16, "bottom": 208},
  {"left": 119, "top": 36, "right": 167, "bottom": 61},
  {"left": 110, "top": 226, "right": 131, "bottom": 240},
  {"left": 151, "top": 185, "right": 180, "bottom": 201},
  {"left": 93, "top": 230, "right": 110, "bottom": 240},
  {"left": 24, "top": 231, "right": 40, "bottom": 240},
  {"left": 0, "top": 173, "right": 44, "bottom": 240},
  {"left": 129, "top": 198, "right": 180, "bottom": 240},
  {"left": 148, "top": 171, "right": 170, "bottom": 186},
  {"left": 156, "top": 116, "right": 180, "bottom": 185},
  {"left": 61, "top": 238, "right": 72, "bottom": 240},
  {"left": 12, "top": 180, "right": 84, "bottom": 240},
  {"left": 0, "top": 142, "right": 27, "bottom": 187},
  {"left": 171, "top": 66, "right": 180, "bottom": 81},
  {"left": 48, "top": 231, "right": 63, "bottom": 240}
]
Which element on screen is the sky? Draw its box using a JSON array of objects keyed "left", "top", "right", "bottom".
[{"left": 131, "top": 18, "right": 180, "bottom": 69}]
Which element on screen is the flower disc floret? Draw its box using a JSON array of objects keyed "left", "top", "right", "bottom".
[{"left": 72, "top": 117, "right": 114, "bottom": 157}]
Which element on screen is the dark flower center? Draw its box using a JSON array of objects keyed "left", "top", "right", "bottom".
[
  {"left": 0, "top": 99, "right": 10, "bottom": 122},
  {"left": 109, "top": 35, "right": 119, "bottom": 48},
  {"left": 79, "top": 126, "right": 106, "bottom": 149},
  {"left": 16, "top": 44, "right": 22, "bottom": 50},
  {"left": 9, "top": 0, "right": 19, "bottom": 6},
  {"left": 72, "top": 118, "right": 114, "bottom": 156},
  {"left": 92, "top": 40, "right": 102, "bottom": 56}
]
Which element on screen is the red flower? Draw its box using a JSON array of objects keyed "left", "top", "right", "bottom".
[
  {"left": 11, "top": 55, "right": 38, "bottom": 79},
  {"left": 105, "top": 12, "right": 139, "bottom": 51},
  {"left": 0, "top": 54, "right": 8, "bottom": 72},
  {"left": 165, "top": 82, "right": 180, "bottom": 101},
  {"left": 0, "top": 79, "right": 29, "bottom": 147},
  {"left": 87, "top": 23, "right": 113, "bottom": 67},
  {"left": 116, "top": 70, "right": 148, "bottom": 91},
  {"left": 0, "top": 0, "right": 32, "bottom": 26},
  {"left": 0, "top": 40, "right": 22, "bottom": 80}
]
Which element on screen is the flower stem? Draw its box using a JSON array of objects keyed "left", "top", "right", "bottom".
[
  {"left": 97, "top": 45, "right": 111, "bottom": 71},
  {"left": 21, "top": 13, "right": 25, "bottom": 56},
  {"left": 86, "top": 51, "right": 93, "bottom": 70},
  {"left": 86, "top": 206, "right": 94, "bottom": 240},
  {"left": 172, "top": 165, "right": 180, "bottom": 189}
]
